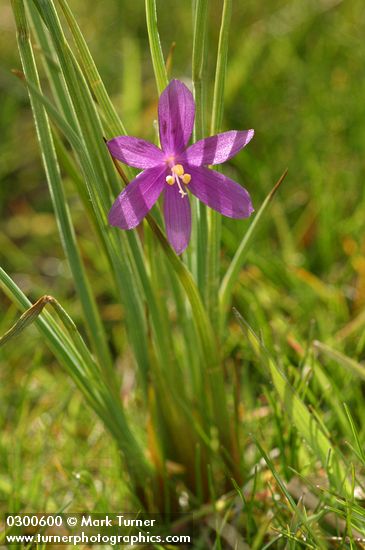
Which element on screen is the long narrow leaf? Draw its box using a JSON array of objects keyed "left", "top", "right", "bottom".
[
  {"left": 56, "top": 0, "right": 128, "bottom": 140},
  {"left": 313, "top": 340, "right": 365, "bottom": 381},
  {"left": 145, "top": 0, "right": 168, "bottom": 94},
  {"left": 219, "top": 170, "right": 287, "bottom": 327}
]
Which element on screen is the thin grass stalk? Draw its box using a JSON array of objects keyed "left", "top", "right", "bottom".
[
  {"left": 145, "top": 216, "right": 218, "bottom": 368},
  {"left": 12, "top": 0, "right": 115, "bottom": 384},
  {"left": 56, "top": 0, "right": 128, "bottom": 139},
  {"left": 192, "top": 0, "right": 209, "bottom": 295},
  {"left": 52, "top": 130, "right": 102, "bottom": 235},
  {"left": 145, "top": 0, "right": 168, "bottom": 94},
  {"left": 28, "top": 1, "right": 78, "bottom": 133},
  {"left": 219, "top": 170, "right": 288, "bottom": 333},
  {"left": 169, "top": 274, "right": 204, "bottom": 397},
  {"left": 208, "top": 0, "right": 232, "bottom": 326},
  {"left": 150, "top": 240, "right": 211, "bottom": 443}
]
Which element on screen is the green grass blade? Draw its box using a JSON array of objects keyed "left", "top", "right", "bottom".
[
  {"left": 56, "top": 0, "right": 128, "bottom": 139},
  {"left": 145, "top": 0, "right": 168, "bottom": 94},
  {"left": 219, "top": 170, "right": 287, "bottom": 326},
  {"left": 312, "top": 360, "right": 350, "bottom": 435},
  {"left": 210, "top": 0, "right": 232, "bottom": 137},
  {"left": 253, "top": 436, "right": 297, "bottom": 511},
  {"left": 52, "top": 130, "right": 101, "bottom": 233},
  {"left": 27, "top": 1, "right": 78, "bottom": 133},
  {"left": 192, "top": 0, "right": 208, "bottom": 139},
  {"left": 313, "top": 340, "right": 365, "bottom": 381},
  {"left": 343, "top": 403, "right": 365, "bottom": 465}
]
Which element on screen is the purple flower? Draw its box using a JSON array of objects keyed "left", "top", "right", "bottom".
[{"left": 107, "top": 79, "right": 254, "bottom": 255}]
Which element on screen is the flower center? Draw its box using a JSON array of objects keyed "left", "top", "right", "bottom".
[{"left": 165, "top": 164, "right": 191, "bottom": 198}]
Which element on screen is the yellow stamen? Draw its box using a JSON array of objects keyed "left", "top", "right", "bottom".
[
  {"left": 165, "top": 175, "right": 175, "bottom": 185},
  {"left": 182, "top": 173, "right": 191, "bottom": 185},
  {"left": 172, "top": 164, "right": 184, "bottom": 176}
]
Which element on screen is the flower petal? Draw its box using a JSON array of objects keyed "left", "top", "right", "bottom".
[
  {"left": 163, "top": 185, "right": 192, "bottom": 255},
  {"left": 158, "top": 80, "right": 195, "bottom": 155},
  {"left": 108, "top": 166, "right": 166, "bottom": 229},
  {"left": 107, "top": 136, "right": 164, "bottom": 168},
  {"left": 182, "top": 130, "right": 254, "bottom": 166},
  {"left": 188, "top": 166, "right": 254, "bottom": 218}
]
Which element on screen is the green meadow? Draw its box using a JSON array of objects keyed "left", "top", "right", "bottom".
[{"left": 1, "top": 0, "right": 365, "bottom": 547}]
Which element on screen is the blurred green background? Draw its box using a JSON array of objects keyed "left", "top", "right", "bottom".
[{"left": 1, "top": 0, "right": 365, "bottom": 513}]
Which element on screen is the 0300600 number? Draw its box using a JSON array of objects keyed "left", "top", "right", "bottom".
[{"left": 6, "top": 515, "right": 63, "bottom": 527}]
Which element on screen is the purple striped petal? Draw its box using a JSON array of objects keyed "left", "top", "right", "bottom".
[
  {"left": 163, "top": 185, "right": 191, "bottom": 255},
  {"left": 182, "top": 130, "right": 254, "bottom": 166},
  {"left": 107, "top": 136, "right": 164, "bottom": 168},
  {"left": 188, "top": 166, "right": 254, "bottom": 218},
  {"left": 158, "top": 80, "right": 195, "bottom": 156},
  {"left": 108, "top": 166, "right": 166, "bottom": 229}
]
